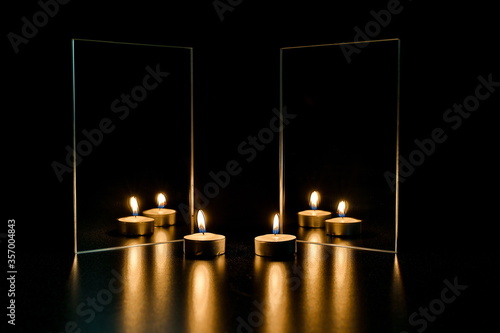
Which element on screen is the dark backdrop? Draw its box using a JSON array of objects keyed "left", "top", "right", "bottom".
[{"left": 4, "top": 0, "right": 498, "bottom": 254}]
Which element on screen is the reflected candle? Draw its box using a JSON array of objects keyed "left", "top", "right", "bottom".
[
  {"left": 297, "top": 191, "right": 332, "bottom": 228},
  {"left": 117, "top": 196, "right": 155, "bottom": 236},
  {"left": 255, "top": 214, "right": 296, "bottom": 258},
  {"left": 184, "top": 210, "right": 225, "bottom": 257},
  {"left": 143, "top": 192, "right": 176, "bottom": 227},
  {"left": 325, "top": 200, "right": 362, "bottom": 236}
]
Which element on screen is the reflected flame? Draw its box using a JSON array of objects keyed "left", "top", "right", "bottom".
[
  {"left": 157, "top": 192, "right": 167, "bottom": 208},
  {"left": 129, "top": 196, "right": 139, "bottom": 216},
  {"left": 197, "top": 210, "right": 207, "bottom": 233},
  {"left": 309, "top": 191, "right": 320, "bottom": 210},
  {"left": 272, "top": 214, "right": 279, "bottom": 235},
  {"left": 337, "top": 200, "right": 347, "bottom": 217},
  {"left": 191, "top": 262, "right": 210, "bottom": 321}
]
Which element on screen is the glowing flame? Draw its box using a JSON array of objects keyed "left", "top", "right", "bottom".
[
  {"left": 197, "top": 210, "right": 207, "bottom": 234},
  {"left": 309, "top": 191, "right": 320, "bottom": 210},
  {"left": 272, "top": 214, "right": 280, "bottom": 235},
  {"left": 337, "top": 200, "right": 348, "bottom": 217},
  {"left": 129, "top": 196, "right": 139, "bottom": 216},
  {"left": 157, "top": 192, "right": 167, "bottom": 208}
]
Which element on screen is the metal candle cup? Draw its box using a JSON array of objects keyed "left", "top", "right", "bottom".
[
  {"left": 142, "top": 208, "right": 176, "bottom": 227},
  {"left": 325, "top": 217, "right": 362, "bottom": 236},
  {"left": 255, "top": 214, "right": 296, "bottom": 258},
  {"left": 184, "top": 210, "right": 225, "bottom": 258},
  {"left": 325, "top": 200, "right": 362, "bottom": 236},
  {"left": 298, "top": 191, "right": 331, "bottom": 228},
  {"left": 254, "top": 234, "right": 296, "bottom": 257},
  {"left": 117, "top": 196, "right": 155, "bottom": 236},
  {"left": 183, "top": 233, "right": 226, "bottom": 257},
  {"left": 143, "top": 192, "right": 176, "bottom": 227},
  {"left": 117, "top": 216, "right": 155, "bottom": 236},
  {"left": 297, "top": 210, "right": 332, "bottom": 228}
]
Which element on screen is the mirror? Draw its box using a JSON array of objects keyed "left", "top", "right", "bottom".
[
  {"left": 280, "top": 39, "right": 399, "bottom": 253},
  {"left": 73, "top": 39, "right": 193, "bottom": 253}
]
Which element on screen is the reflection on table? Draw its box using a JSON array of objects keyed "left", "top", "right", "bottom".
[{"left": 63, "top": 241, "right": 405, "bottom": 332}]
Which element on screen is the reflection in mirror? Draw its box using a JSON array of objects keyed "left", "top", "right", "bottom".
[
  {"left": 280, "top": 39, "right": 400, "bottom": 252},
  {"left": 73, "top": 39, "right": 193, "bottom": 253}
]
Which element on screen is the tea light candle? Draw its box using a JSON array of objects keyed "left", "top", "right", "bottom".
[
  {"left": 117, "top": 196, "right": 155, "bottom": 236},
  {"left": 297, "top": 191, "right": 332, "bottom": 228},
  {"left": 255, "top": 214, "right": 296, "bottom": 258},
  {"left": 143, "top": 192, "right": 176, "bottom": 227},
  {"left": 184, "top": 210, "right": 225, "bottom": 257},
  {"left": 325, "top": 200, "right": 362, "bottom": 236}
]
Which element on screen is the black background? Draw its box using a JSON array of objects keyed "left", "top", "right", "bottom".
[
  {"left": 3, "top": 1, "right": 499, "bottom": 331},
  {"left": 5, "top": 0, "right": 498, "bottom": 252}
]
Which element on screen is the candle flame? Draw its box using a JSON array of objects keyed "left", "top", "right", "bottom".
[
  {"left": 129, "top": 196, "right": 139, "bottom": 216},
  {"left": 337, "top": 200, "right": 347, "bottom": 217},
  {"left": 272, "top": 214, "right": 280, "bottom": 235},
  {"left": 309, "top": 191, "right": 320, "bottom": 210},
  {"left": 157, "top": 192, "right": 167, "bottom": 208},
  {"left": 197, "top": 210, "right": 207, "bottom": 234}
]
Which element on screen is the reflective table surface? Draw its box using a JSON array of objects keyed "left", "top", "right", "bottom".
[{"left": 16, "top": 226, "right": 496, "bottom": 333}]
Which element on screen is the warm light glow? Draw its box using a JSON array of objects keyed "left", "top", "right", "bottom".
[
  {"left": 337, "top": 200, "right": 347, "bottom": 217},
  {"left": 191, "top": 262, "right": 210, "bottom": 323},
  {"left": 197, "top": 210, "right": 207, "bottom": 233},
  {"left": 309, "top": 191, "right": 320, "bottom": 210},
  {"left": 272, "top": 214, "right": 280, "bottom": 235},
  {"left": 130, "top": 196, "right": 139, "bottom": 216},
  {"left": 157, "top": 192, "right": 167, "bottom": 208}
]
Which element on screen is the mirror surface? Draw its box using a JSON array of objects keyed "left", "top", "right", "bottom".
[
  {"left": 280, "top": 39, "right": 399, "bottom": 252},
  {"left": 73, "top": 39, "right": 192, "bottom": 253}
]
